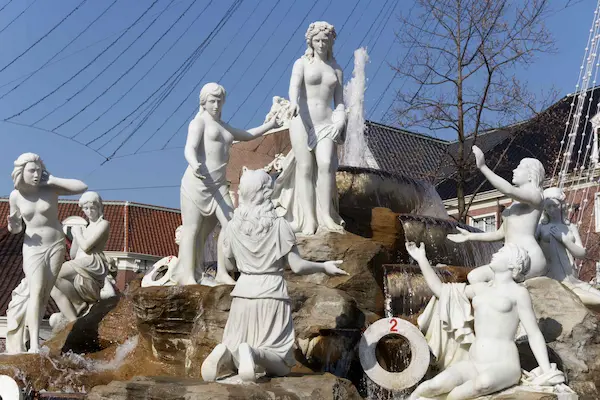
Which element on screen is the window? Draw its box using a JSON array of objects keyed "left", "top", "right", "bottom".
[{"left": 469, "top": 213, "right": 497, "bottom": 232}]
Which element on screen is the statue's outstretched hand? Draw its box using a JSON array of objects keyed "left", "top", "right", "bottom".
[
  {"left": 472, "top": 145, "right": 486, "bottom": 169},
  {"left": 323, "top": 260, "right": 348, "bottom": 276},
  {"left": 267, "top": 115, "right": 283, "bottom": 130},
  {"left": 405, "top": 241, "right": 427, "bottom": 261},
  {"left": 447, "top": 227, "right": 471, "bottom": 243}
]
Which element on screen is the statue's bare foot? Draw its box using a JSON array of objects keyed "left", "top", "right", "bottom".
[
  {"left": 320, "top": 216, "right": 344, "bottom": 234},
  {"left": 172, "top": 273, "right": 197, "bottom": 286},
  {"left": 237, "top": 343, "right": 257, "bottom": 382},
  {"left": 27, "top": 347, "right": 40, "bottom": 354},
  {"left": 201, "top": 344, "right": 232, "bottom": 382}
]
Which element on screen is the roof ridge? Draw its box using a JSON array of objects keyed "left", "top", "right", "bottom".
[{"left": 0, "top": 198, "right": 181, "bottom": 213}]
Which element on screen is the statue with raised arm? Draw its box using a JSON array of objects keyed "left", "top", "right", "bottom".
[
  {"left": 6, "top": 153, "right": 87, "bottom": 353},
  {"left": 51, "top": 192, "right": 111, "bottom": 322},
  {"left": 272, "top": 21, "right": 346, "bottom": 235},
  {"left": 538, "top": 187, "right": 600, "bottom": 306},
  {"left": 448, "top": 146, "right": 547, "bottom": 282},
  {"left": 201, "top": 169, "right": 347, "bottom": 382},
  {"left": 406, "top": 241, "right": 565, "bottom": 400},
  {"left": 173, "top": 83, "right": 281, "bottom": 286}
]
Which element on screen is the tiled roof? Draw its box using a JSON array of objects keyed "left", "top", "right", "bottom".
[
  {"left": 434, "top": 89, "right": 599, "bottom": 199},
  {"left": 0, "top": 200, "right": 181, "bottom": 256},
  {"left": 0, "top": 200, "right": 181, "bottom": 316},
  {"left": 364, "top": 121, "right": 449, "bottom": 182},
  {"left": 365, "top": 88, "right": 600, "bottom": 200}
]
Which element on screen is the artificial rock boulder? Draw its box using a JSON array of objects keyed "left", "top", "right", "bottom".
[
  {"left": 86, "top": 373, "right": 362, "bottom": 400},
  {"left": 523, "top": 277, "right": 600, "bottom": 398}
]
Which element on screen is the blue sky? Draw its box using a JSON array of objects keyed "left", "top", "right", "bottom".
[{"left": 0, "top": 0, "right": 592, "bottom": 207}]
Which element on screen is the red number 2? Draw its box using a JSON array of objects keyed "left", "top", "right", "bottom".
[{"left": 389, "top": 318, "right": 398, "bottom": 333}]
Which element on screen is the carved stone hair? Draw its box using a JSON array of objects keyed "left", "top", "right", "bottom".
[
  {"left": 11, "top": 152, "right": 47, "bottom": 190},
  {"left": 199, "top": 82, "right": 226, "bottom": 107},
  {"left": 78, "top": 191, "right": 104, "bottom": 217},
  {"left": 303, "top": 21, "right": 336, "bottom": 62},
  {"left": 232, "top": 168, "right": 276, "bottom": 236},
  {"left": 541, "top": 187, "right": 569, "bottom": 225},
  {"left": 501, "top": 243, "right": 531, "bottom": 282},
  {"left": 520, "top": 158, "right": 545, "bottom": 189}
]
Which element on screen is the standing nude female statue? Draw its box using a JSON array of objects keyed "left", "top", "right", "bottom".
[
  {"left": 448, "top": 146, "right": 547, "bottom": 282},
  {"left": 272, "top": 21, "right": 346, "bottom": 235},
  {"left": 538, "top": 187, "right": 600, "bottom": 306},
  {"left": 6, "top": 153, "right": 87, "bottom": 353},
  {"left": 173, "top": 82, "right": 281, "bottom": 286}
]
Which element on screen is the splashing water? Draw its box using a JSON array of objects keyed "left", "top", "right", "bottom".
[
  {"left": 61, "top": 336, "right": 139, "bottom": 372},
  {"left": 342, "top": 47, "right": 370, "bottom": 168}
]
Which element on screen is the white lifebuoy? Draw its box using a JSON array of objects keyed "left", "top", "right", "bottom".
[
  {"left": 359, "top": 317, "right": 430, "bottom": 391},
  {"left": 141, "top": 256, "right": 178, "bottom": 287},
  {"left": 0, "top": 375, "right": 22, "bottom": 400}
]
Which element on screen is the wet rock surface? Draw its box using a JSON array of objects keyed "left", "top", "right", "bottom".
[{"left": 86, "top": 373, "right": 362, "bottom": 400}]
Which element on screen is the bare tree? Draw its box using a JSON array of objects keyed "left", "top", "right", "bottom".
[{"left": 390, "top": 0, "right": 566, "bottom": 221}]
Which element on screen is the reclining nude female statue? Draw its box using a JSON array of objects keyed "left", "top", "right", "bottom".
[
  {"left": 6, "top": 153, "right": 87, "bottom": 353},
  {"left": 51, "top": 191, "right": 111, "bottom": 322},
  {"left": 448, "top": 145, "right": 547, "bottom": 282},
  {"left": 201, "top": 169, "right": 348, "bottom": 382},
  {"left": 406, "top": 241, "right": 564, "bottom": 400}
]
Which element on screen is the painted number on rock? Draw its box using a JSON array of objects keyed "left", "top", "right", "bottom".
[{"left": 389, "top": 318, "right": 398, "bottom": 333}]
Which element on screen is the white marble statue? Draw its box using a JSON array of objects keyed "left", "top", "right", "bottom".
[
  {"left": 173, "top": 82, "right": 281, "bottom": 286},
  {"left": 448, "top": 146, "right": 547, "bottom": 282},
  {"left": 272, "top": 21, "right": 347, "bottom": 235},
  {"left": 141, "top": 225, "right": 182, "bottom": 287},
  {"left": 406, "top": 241, "right": 565, "bottom": 400},
  {"left": 6, "top": 153, "right": 87, "bottom": 353},
  {"left": 201, "top": 169, "right": 348, "bottom": 382},
  {"left": 50, "top": 192, "right": 111, "bottom": 322},
  {"left": 538, "top": 187, "right": 600, "bottom": 306}
]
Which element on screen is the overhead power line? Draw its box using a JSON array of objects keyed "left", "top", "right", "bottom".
[
  {"left": 0, "top": 0, "right": 14, "bottom": 15},
  {"left": 90, "top": 0, "right": 244, "bottom": 160},
  {"left": 0, "top": 0, "right": 117, "bottom": 100},
  {"left": 0, "top": 0, "right": 88, "bottom": 74},
  {"left": 4, "top": 0, "right": 160, "bottom": 121},
  {"left": 140, "top": 0, "right": 282, "bottom": 154},
  {"left": 0, "top": 0, "right": 184, "bottom": 94},
  {"left": 228, "top": 0, "right": 319, "bottom": 123},
  {"left": 0, "top": 0, "right": 39, "bottom": 36},
  {"left": 33, "top": 0, "right": 176, "bottom": 125},
  {"left": 69, "top": 0, "right": 211, "bottom": 138}
]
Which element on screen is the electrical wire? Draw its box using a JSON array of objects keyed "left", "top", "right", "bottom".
[
  {"left": 33, "top": 0, "right": 176, "bottom": 125},
  {"left": 0, "top": 0, "right": 88, "bottom": 74},
  {"left": 0, "top": 0, "right": 185, "bottom": 93},
  {"left": 0, "top": 0, "right": 14, "bottom": 15},
  {"left": 0, "top": 0, "right": 116, "bottom": 101},
  {"left": 69, "top": 0, "right": 212, "bottom": 138},
  {"left": 228, "top": 0, "right": 319, "bottom": 123},
  {"left": 0, "top": 0, "right": 38, "bottom": 36},
  {"left": 4, "top": 0, "right": 160, "bottom": 121},
  {"left": 97, "top": 0, "right": 245, "bottom": 159},
  {"left": 138, "top": 0, "right": 282, "bottom": 154}
]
